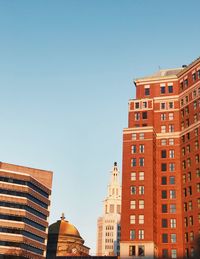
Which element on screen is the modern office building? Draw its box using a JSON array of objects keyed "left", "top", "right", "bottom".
[
  {"left": 120, "top": 58, "right": 200, "bottom": 258},
  {"left": 0, "top": 162, "right": 53, "bottom": 258},
  {"left": 97, "top": 162, "right": 121, "bottom": 256}
]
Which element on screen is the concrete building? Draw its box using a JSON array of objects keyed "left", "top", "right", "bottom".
[
  {"left": 97, "top": 162, "right": 121, "bottom": 256},
  {"left": 0, "top": 162, "right": 53, "bottom": 258},
  {"left": 120, "top": 58, "right": 200, "bottom": 258},
  {"left": 46, "top": 213, "right": 90, "bottom": 258}
]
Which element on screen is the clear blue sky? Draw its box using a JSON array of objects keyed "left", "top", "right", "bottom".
[{"left": 0, "top": 0, "right": 199, "bottom": 254}]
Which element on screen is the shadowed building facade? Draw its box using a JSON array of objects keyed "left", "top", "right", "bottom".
[
  {"left": 46, "top": 214, "right": 90, "bottom": 258},
  {"left": 120, "top": 58, "right": 200, "bottom": 258},
  {"left": 0, "top": 162, "right": 53, "bottom": 259}
]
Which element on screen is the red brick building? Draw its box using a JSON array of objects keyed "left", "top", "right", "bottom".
[
  {"left": 0, "top": 162, "right": 53, "bottom": 258},
  {"left": 120, "top": 58, "right": 200, "bottom": 258}
]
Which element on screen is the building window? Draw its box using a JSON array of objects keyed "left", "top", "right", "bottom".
[
  {"left": 170, "top": 219, "right": 176, "bottom": 228},
  {"left": 185, "top": 232, "right": 188, "bottom": 242},
  {"left": 184, "top": 79, "right": 188, "bottom": 87},
  {"left": 161, "top": 163, "right": 167, "bottom": 171},
  {"left": 162, "top": 219, "right": 168, "bottom": 228},
  {"left": 169, "top": 163, "right": 175, "bottom": 172},
  {"left": 130, "top": 215, "right": 136, "bottom": 224},
  {"left": 191, "top": 247, "right": 195, "bottom": 257},
  {"left": 139, "top": 186, "right": 144, "bottom": 195},
  {"left": 139, "top": 144, "right": 144, "bottom": 153},
  {"left": 192, "top": 73, "right": 196, "bottom": 82},
  {"left": 194, "top": 114, "right": 198, "bottom": 123},
  {"left": 131, "top": 172, "right": 136, "bottom": 181},
  {"left": 190, "top": 232, "right": 194, "bottom": 241},
  {"left": 171, "top": 249, "right": 177, "bottom": 258},
  {"left": 131, "top": 158, "right": 136, "bottom": 167},
  {"left": 162, "top": 249, "right": 169, "bottom": 258},
  {"left": 130, "top": 200, "right": 136, "bottom": 209},
  {"left": 161, "top": 176, "right": 167, "bottom": 185},
  {"left": 160, "top": 86, "right": 166, "bottom": 94},
  {"left": 197, "top": 168, "right": 200, "bottom": 178},
  {"left": 135, "top": 113, "right": 140, "bottom": 121},
  {"left": 161, "top": 139, "right": 167, "bottom": 145},
  {"left": 145, "top": 88, "right": 150, "bottom": 96},
  {"left": 186, "top": 144, "right": 190, "bottom": 153},
  {"left": 189, "top": 216, "right": 193, "bottom": 226},
  {"left": 182, "top": 174, "right": 186, "bottom": 183},
  {"left": 161, "top": 125, "right": 166, "bottom": 133},
  {"left": 162, "top": 190, "right": 167, "bottom": 199},
  {"left": 196, "top": 155, "right": 200, "bottom": 164},
  {"left": 162, "top": 204, "right": 167, "bottom": 213},
  {"left": 161, "top": 102, "right": 166, "bottom": 109},
  {"left": 161, "top": 150, "right": 167, "bottom": 158},
  {"left": 132, "top": 133, "right": 136, "bottom": 140},
  {"left": 168, "top": 85, "right": 173, "bottom": 93},
  {"left": 198, "top": 69, "right": 200, "bottom": 79},
  {"left": 135, "top": 102, "right": 139, "bottom": 109},
  {"left": 169, "top": 102, "right": 174, "bottom": 109},
  {"left": 139, "top": 215, "right": 144, "bottom": 224},
  {"left": 169, "top": 150, "right": 175, "bottom": 158},
  {"left": 195, "top": 140, "right": 199, "bottom": 150},
  {"left": 139, "top": 200, "right": 144, "bottom": 209},
  {"left": 169, "top": 138, "right": 174, "bottom": 145},
  {"left": 184, "top": 217, "right": 188, "bottom": 227},
  {"left": 170, "top": 190, "right": 176, "bottom": 199},
  {"left": 139, "top": 133, "right": 144, "bottom": 140},
  {"left": 138, "top": 230, "right": 144, "bottom": 240},
  {"left": 138, "top": 245, "right": 145, "bottom": 256},
  {"left": 197, "top": 183, "right": 200, "bottom": 192},
  {"left": 129, "top": 245, "right": 136, "bottom": 256},
  {"left": 162, "top": 233, "right": 168, "bottom": 243},
  {"left": 142, "top": 112, "right": 147, "bottom": 119},
  {"left": 130, "top": 230, "right": 135, "bottom": 240},
  {"left": 161, "top": 113, "right": 166, "bottom": 120},
  {"left": 184, "top": 202, "right": 187, "bottom": 211},
  {"left": 169, "top": 176, "right": 175, "bottom": 185},
  {"left": 169, "top": 124, "right": 174, "bottom": 132},
  {"left": 131, "top": 186, "right": 136, "bottom": 195},
  {"left": 188, "top": 172, "right": 192, "bottom": 181},
  {"left": 139, "top": 158, "right": 144, "bottom": 166},
  {"left": 170, "top": 204, "right": 176, "bottom": 213},
  {"left": 131, "top": 145, "right": 137, "bottom": 154},
  {"left": 139, "top": 171, "right": 144, "bottom": 180},
  {"left": 188, "top": 201, "right": 192, "bottom": 210},
  {"left": 171, "top": 234, "right": 176, "bottom": 243},
  {"left": 169, "top": 112, "right": 174, "bottom": 120}
]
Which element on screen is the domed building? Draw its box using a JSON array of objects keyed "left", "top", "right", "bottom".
[{"left": 46, "top": 214, "right": 90, "bottom": 258}]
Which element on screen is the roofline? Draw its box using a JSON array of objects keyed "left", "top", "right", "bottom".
[
  {"left": 177, "top": 56, "right": 200, "bottom": 77},
  {"left": 134, "top": 57, "right": 200, "bottom": 85}
]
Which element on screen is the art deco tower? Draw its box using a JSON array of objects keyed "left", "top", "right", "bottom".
[
  {"left": 96, "top": 162, "right": 121, "bottom": 256},
  {"left": 120, "top": 58, "right": 200, "bottom": 259}
]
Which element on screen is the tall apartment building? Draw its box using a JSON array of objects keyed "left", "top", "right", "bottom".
[
  {"left": 97, "top": 162, "right": 121, "bottom": 256},
  {"left": 0, "top": 162, "right": 53, "bottom": 258},
  {"left": 120, "top": 58, "right": 200, "bottom": 259}
]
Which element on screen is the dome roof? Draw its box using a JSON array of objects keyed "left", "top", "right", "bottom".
[{"left": 49, "top": 214, "right": 81, "bottom": 238}]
